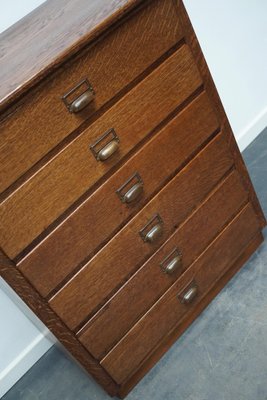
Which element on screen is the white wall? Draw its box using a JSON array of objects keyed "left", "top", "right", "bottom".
[
  {"left": 0, "top": 279, "right": 54, "bottom": 397},
  {"left": 183, "top": 0, "right": 267, "bottom": 150},
  {"left": 0, "top": 4, "right": 52, "bottom": 397},
  {"left": 0, "top": 0, "right": 267, "bottom": 396},
  {"left": 0, "top": 0, "right": 45, "bottom": 34}
]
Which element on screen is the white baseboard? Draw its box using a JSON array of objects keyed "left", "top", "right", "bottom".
[
  {"left": 236, "top": 106, "right": 267, "bottom": 152},
  {"left": 0, "top": 279, "right": 55, "bottom": 398},
  {"left": 0, "top": 331, "right": 53, "bottom": 398}
]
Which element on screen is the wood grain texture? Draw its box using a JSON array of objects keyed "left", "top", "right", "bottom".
[
  {"left": 101, "top": 203, "right": 260, "bottom": 384},
  {"left": 17, "top": 90, "right": 216, "bottom": 297},
  {"left": 0, "top": 0, "right": 151, "bottom": 110},
  {"left": 118, "top": 230, "right": 264, "bottom": 398},
  {"left": 0, "top": 0, "right": 183, "bottom": 193},
  {"left": 0, "top": 250, "right": 118, "bottom": 397},
  {"left": 174, "top": 0, "right": 266, "bottom": 229},
  {"left": 43, "top": 133, "right": 233, "bottom": 310},
  {"left": 0, "top": 1, "right": 265, "bottom": 397},
  {"left": 0, "top": 45, "right": 202, "bottom": 258},
  {"left": 78, "top": 170, "right": 248, "bottom": 358}
]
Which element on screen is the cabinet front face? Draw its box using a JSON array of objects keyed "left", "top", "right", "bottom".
[
  {"left": 0, "top": 0, "right": 183, "bottom": 194},
  {"left": 0, "top": 0, "right": 265, "bottom": 398}
]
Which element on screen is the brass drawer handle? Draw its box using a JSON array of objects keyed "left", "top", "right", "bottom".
[
  {"left": 70, "top": 91, "right": 95, "bottom": 113},
  {"left": 160, "top": 248, "right": 182, "bottom": 274},
  {"left": 124, "top": 182, "right": 143, "bottom": 203},
  {"left": 98, "top": 140, "right": 119, "bottom": 161},
  {"left": 179, "top": 281, "right": 198, "bottom": 304},
  {"left": 62, "top": 78, "right": 95, "bottom": 113},
  {"left": 139, "top": 214, "right": 163, "bottom": 243},
  {"left": 116, "top": 172, "right": 144, "bottom": 204},
  {"left": 90, "top": 128, "right": 120, "bottom": 161},
  {"left": 145, "top": 224, "right": 163, "bottom": 243}
]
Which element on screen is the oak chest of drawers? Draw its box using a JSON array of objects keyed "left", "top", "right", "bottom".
[{"left": 0, "top": 0, "right": 265, "bottom": 397}]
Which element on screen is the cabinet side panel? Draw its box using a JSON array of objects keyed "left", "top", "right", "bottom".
[
  {"left": 0, "top": 250, "right": 118, "bottom": 397},
  {"left": 173, "top": 0, "right": 266, "bottom": 228}
]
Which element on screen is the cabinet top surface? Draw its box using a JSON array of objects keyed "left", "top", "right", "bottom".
[{"left": 0, "top": 0, "right": 142, "bottom": 111}]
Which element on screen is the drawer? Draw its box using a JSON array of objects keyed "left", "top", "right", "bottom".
[
  {"left": 17, "top": 91, "right": 218, "bottom": 296},
  {"left": 22, "top": 132, "right": 234, "bottom": 301},
  {"left": 100, "top": 203, "right": 260, "bottom": 384},
  {"left": 0, "top": 0, "right": 183, "bottom": 194},
  {"left": 0, "top": 45, "right": 202, "bottom": 259},
  {"left": 77, "top": 170, "right": 248, "bottom": 358}
]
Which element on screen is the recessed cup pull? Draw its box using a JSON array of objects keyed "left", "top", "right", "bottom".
[
  {"left": 160, "top": 248, "right": 182, "bottom": 274},
  {"left": 139, "top": 214, "right": 164, "bottom": 243},
  {"left": 116, "top": 172, "right": 144, "bottom": 204},
  {"left": 90, "top": 128, "right": 120, "bottom": 161},
  {"left": 178, "top": 281, "right": 198, "bottom": 304},
  {"left": 62, "top": 78, "right": 95, "bottom": 113}
]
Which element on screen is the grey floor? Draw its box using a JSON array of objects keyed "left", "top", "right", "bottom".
[{"left": 2, "top": 129, "right": 267, "bottom": 400}]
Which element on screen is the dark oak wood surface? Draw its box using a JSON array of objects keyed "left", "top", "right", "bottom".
[
  {"left": 78, "top": 170, "right": 248, "bottom": 358},
  {"left": 45, "top": 133, "right": 233, "bottom": 312},
  {"left": 0, "top": 0, "right": 265, "bottom": 397},
  {"left": 17, "top": 90, "right": 217, "bottom": 297},
  {"left": 175, "top": 0, "right": 266, "bottom": 229},
  {"left": 118, "top": 231, "right": 264, "bottom": 397},
  {"left": 0, "top": 250, "right": 118, "bottom": 397},
  {"left": 101, "top": 203, "right": 260, "bottom": 384},
  {"left": 0, "top": 45, "right": 202, "bottom": 259},
  {"left": 0, "top": 0, "right": 151, "bottom": 110},
  {"left": 0, "top": 0, "right": 183, "bottom": 194}
]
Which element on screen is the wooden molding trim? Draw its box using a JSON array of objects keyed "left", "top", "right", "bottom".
[
  {"left": 0, "top": 249, "right": 118, "bottom": 397},
  {"left": 0, "top": 0, "right": 147, "bottom": 111}
]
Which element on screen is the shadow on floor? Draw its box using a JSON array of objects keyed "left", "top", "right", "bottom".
[{"left": 2, "top": 129, "right": 267, "bottom": 400}]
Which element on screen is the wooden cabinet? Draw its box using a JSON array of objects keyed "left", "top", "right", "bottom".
[{"left": 0, "top": 0, "right": 265, "bottom": 397}]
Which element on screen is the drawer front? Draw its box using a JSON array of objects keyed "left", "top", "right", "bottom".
[
  {"left": 27, "top": 132, "right": 234, "bottom": 301},
  {"left": 101, "top": 203, "right": 260, "bottom": 384},
  {"left": 77, "top": 170, "right": 248, "bottom": 358},
  {"left": 0, "top": 0, "right": 183, "bottom": 194},
  {"left": 1, "top": 45, "right": 202, "bottom": 259},
  {"left": 18, "top": 91, "right": 217, "bottom": 296}
]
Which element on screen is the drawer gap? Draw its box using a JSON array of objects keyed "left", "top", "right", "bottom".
[
  {"left": 117, "top": 231, "right": 263, "bottom": 396},
  {"left": 74, "top": 167, "right": 244, "bottom": 336},
  {"left": 14, "top": 83, "right": 205, "bottom": 265},
  {"left": 100, "top": 203, "right": 260, "bottom": 384},
  {"left": 0, "top": 39, "right": 185, "bottom": 204},
  {"left": 45, "top": 129, "right": 228, "bottom": 302}
]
